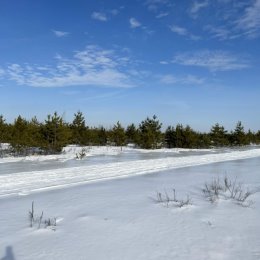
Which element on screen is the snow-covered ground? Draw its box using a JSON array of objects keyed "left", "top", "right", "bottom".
[{"left": 1, "top": 147, "right": 260, "bottom": 259}]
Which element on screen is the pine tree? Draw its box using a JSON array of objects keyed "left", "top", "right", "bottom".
[
  {"left": 138, "top": 115, "right": 162, "bottom": 149},
  {"left": 231, "top": 121, "right": 249, "bottom": 146},
  {"left": 126, "top": 123, "right": 139, "bottom": 145},
  {"left": 165, "top": 126, "right": 176, "bottom": 148},
  {"left": 112, "top": 121, "right": 126, "bottom": 148},
  {"left": 42, "top": 112, "right": 71, "bottom": 153},
  {"left": 175, "top": 124, "right": 185, "bottom": 148},
  {"left": 71, "top": 111, "right": 88, "bottom": 145},
  {"left": 210, "top": 123, "right": 229, "bottom": 147},
  {"left": 97, "top": 126, "right": 107, "bottom": 146},
  {"left": 11, "top": 115, "right": 30, "bottom": 155},
  {"left": 0, "top": 115, "right": 7, "bottom": 143}
]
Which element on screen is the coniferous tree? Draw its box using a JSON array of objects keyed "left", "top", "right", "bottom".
[
  {"left": 210, "top": 123, "right": 229, "bottom": 147},
  {"left": 71, "top": 111, "right": 88, "bottom": 145},
  {"left": 231, "top": 121, "right": 249, "bottom": 146},
  {"left": 0, "top": 115, "right": 8, "bottom": 143},
  {"left": 165, "top": 126, "right": 176, "bottom": 148},
  {"left": 27, "top": 116, "right": 43, "bottom": 150},
  {"left": 126, "top": 123, "right": 139, "bottom": 145},
  {"left": 97, "top": 126, "right": 107, "bottom": 146},
  {"left": 10, "top": 115, "right": 30, "bottom": 155},
  {"left": 112, "top": 121, "right": 126, "bottom": 148},
  {"left": 246, "top": 129, "right": 255, "bottom": 144},
  {"left": 138, "top": 115, "right": 162, "bottom": 149},
  {"left": 182, "top": 125, "right": 198, "bottom": 148},
  {"left": 175, "top": 124, "right": 185, "bottom": 148},
  {"left": 42, "top": 112, "right": 71, "bottom": 153}
]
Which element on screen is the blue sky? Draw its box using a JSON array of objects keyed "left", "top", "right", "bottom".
[{"left": 0, "top": 0, "right": 260, "bottom": 131}]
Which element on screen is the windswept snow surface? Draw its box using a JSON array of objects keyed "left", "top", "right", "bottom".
[
  {"left": 1, "top": 148, "right": 260, "bottom": 197},
  {"left": 0, "top": 155, "right": 260, "bottom": 259}
]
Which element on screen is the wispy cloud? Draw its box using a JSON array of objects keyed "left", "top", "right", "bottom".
[
  {"left": 169, "top": 25, "right": 201, "bottom": 40},
  {"left": 204, "top": 25, "right": 231, "bottom": 40},
  {"left": 3, "top": 46, "right": 137, "bottom": 88},
  {"left": 52, "top": 30, "right": 70, "bottom": 37},
  {"left": 235, "top": 0, "right": 260, "bottom": 38},
  {"left": 170, "top": 25, "right": 188, "bottom": 36},
  {"left": 129, "top": 18, "right": 142, "bottom": 28},
  {"left": 172, "top": 50, "right": 250, "bottom": 71},
  {"left": 145, "top": 0, "right": 169, "bottom": 12},
  {"left": 204, "top": 0, "right": 260, "bottom": 40},
  {"left": 156, "top": 12, "right": 169, "bottom": 18},
  {"left": 160, "top": 74, "right": 205, "bottom": 85},
  {"left": 91, "top": 12, "right": 108, "bottom": 22},
  {"left": 190, "top": 0, "right": 209, "bottom": 17}
]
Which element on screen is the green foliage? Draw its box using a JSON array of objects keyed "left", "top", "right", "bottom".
[
  {"left": 210, "top": 123, "right": 229, "bottom": 147},
  {"left": 42, "top": 112, "right": 71, "bottom": 153},
  {"left": 138, "top": 115, "right": 162, "bottom": 149},
  {"left": 111, "top": 121, "right": 126, "bottom": 147},
  {"left": 230, "top": 121, "right": 249, "bottom": 146},
  {"left": 165, "top": 124, "right": 209, "bottom": 148},
  {"left": 126, "top": 123, "right": 139, "bottom": 145},
  {"left": 0, "top": 115, "right": 9, "bottom": 143},
  {"left": 70, "top": 111, "right": 88, "bottom": 145},
  {"left": 1, "top": 112, "right": 258, "bottom": 155}
]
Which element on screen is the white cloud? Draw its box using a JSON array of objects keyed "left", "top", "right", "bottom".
[
  {"left": 4, "top": 46, "right": 136, "bottom": 88},
  {"left": 190, "top": 0, "right": 209, "bottom": 16},
  {"left": 91, "top": 12, "right": 108, "bottom": 22},
  {"left": 204, "top": 25, "right": 232, "bottom": 40},
  {"left": 169, "top": 25, "right": 200, "bottom": 40},
  {"left": 145, "top": 0, "right": 169, "bottom": 12},
  {"left": 129, "top": 18, "right": 141, "bottom": 28},
  {"left": 172, "top": 50, "right": 250, "bottom": 71},
  {"left": 156, "top": 12, "right": 169, "bottom": 18},
  {"left": 236, "top": 0, "right": 260, "bottom": 38},
  {"left": 170, "top": 25, "right": 188, "bottom": 36},
  {"left": 160, "top": 74, "right": 205, "bottom": 85},
  {"left": 204, "top": 0, "right": 260, "bottom": 40},
  {"left": 52, "top": 30, "right": 70, "bottom": 37},
  {"left": 159, "top": 61, "right": 169, "bottom": 65}
]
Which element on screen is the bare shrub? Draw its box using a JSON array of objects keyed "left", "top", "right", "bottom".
[
  {"left": 75, "top": 148, "right": 87, "bottom": 160},
  {"left": 203, "top": 176, "right": 253, "bottom": 206},
  {"left": 28, "top": 202, "right": 57, "bottom": 230},
  {"left": 28, "top": 201, "right": 35, "bottom": 228},
  {"left": 155, "top": 189, "right": 192, "bottom": 208}
]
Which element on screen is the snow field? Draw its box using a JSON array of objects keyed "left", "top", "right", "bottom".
[{"left": 1, "top": 157, "right": 260, "bottom": 259}]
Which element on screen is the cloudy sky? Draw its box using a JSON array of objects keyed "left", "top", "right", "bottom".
[{"left": 0, "top": 0, "right": 259, "bottom": 131}]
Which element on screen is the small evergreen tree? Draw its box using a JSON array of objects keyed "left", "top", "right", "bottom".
[
  {"left": 10, "top": 115, "right": 30, "bottom": 155},
  {"left": 138, "top": 115, "right": 162, "bottom": 149},
  {"left": 231, "top": 121, "right": 249, "bottom": 146},
  {"left": 126, "top": 123, "right": 139, "bottom": 145},
  {"left": 112, "top": 121, "right": 126, "bottom": 148},
  {"left": 42, "top": 112, "right": 71, "bottom": 153},
  {"left": 165, "top": 126, "right": 176, "bottom": 148},
  {"left": 70, "top": 111, "right": 88, "bottom": 145},
  {"left": 210, "top": 123, "right": 229, "bottom": 147}
]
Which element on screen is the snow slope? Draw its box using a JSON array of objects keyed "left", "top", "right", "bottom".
[{"left": 1, "top": 148, "right": 260, "bottom": 197}]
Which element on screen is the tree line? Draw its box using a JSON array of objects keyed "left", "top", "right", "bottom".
[{"left": 0, "top": 112, "right": 260, "bottom": 155}]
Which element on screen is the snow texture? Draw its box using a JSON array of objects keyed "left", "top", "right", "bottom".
[{"left": 0, "top": 147, "right": 260, "bottom": 259}]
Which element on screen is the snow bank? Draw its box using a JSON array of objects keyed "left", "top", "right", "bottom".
[
  {"left": 1, "top": 148, "right": 260, "bottom": 197},
  {"left": 0, "top": 145, "right": 214, "bottom": 164}
]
